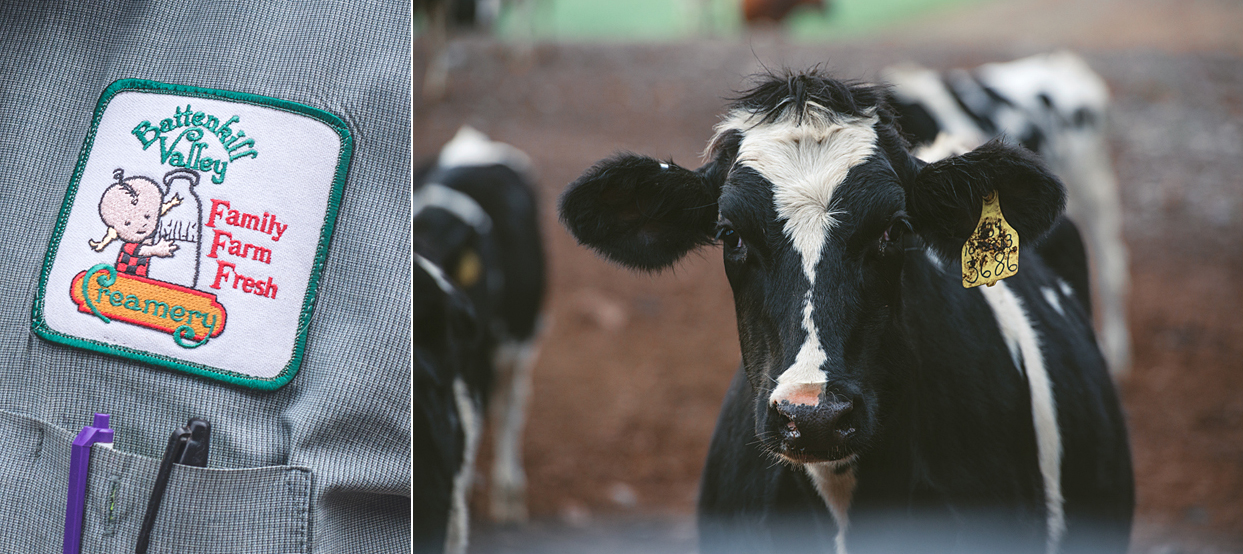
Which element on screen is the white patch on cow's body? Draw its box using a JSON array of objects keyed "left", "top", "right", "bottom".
[
  {"left": 924, "top": 246, "right": 946, "bottom": 272},
  {"left": 1058, "top": 278, "right": 1074, "bottom": 299},
  {"left": 489, "top": 334, "right": 543, "bottom": 522},
  {"left": 978, "top": 282, "right": 1064, "bottom": 554},
  {"left": 912, "top": 131, "right": 973, "bottom": 163},
  {"left": 882, "top": 64, "right": 987, "bottom": 148},
  {"left": 714, "top": 108, "right": 879, "bottom": 404},
  {"left": 945, "top": 68, "right": 1038, "bottom": 144},
  {"left": 438, "top": 125, "right": 533, "bottom": 173},
  {"left": 974, "top": 51, "right": 1108, "bottom": 123},
  {"left": 659, "top": 162, "right": 670, "bottom": 170},
  {"left": 1041, "top": 286, "right": 1065, "bottom": 317},
  {"left": 413, "top": 182, "right": 494, "bottom": 233},
  {"left": 415, "top": 253, "right": 456, "bottom": 294},
  {"left": 805, "top": 459, "right": 858, "bottom": 554},
  {"left": 446, "top": 377, "right": 481, "bottom": 554}
]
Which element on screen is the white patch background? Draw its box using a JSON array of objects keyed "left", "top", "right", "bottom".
[{"left": 42, "top": 90, "right": 344, "bottom": 380}]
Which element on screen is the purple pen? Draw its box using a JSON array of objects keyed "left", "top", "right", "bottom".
[{"left": 64, "top": 413, "right": 114, "bottom": 554}]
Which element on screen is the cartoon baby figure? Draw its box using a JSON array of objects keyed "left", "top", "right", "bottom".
[{"left": 89, "top": 168, "right": 182, "bottom": 277}]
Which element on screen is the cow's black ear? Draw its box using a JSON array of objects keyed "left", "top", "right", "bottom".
[
  {"left": 559, "top": 153, "right": 720, "bottom": 271},
  {"left": 906, "top": 140, "right": 1066, "bottom": 261}
]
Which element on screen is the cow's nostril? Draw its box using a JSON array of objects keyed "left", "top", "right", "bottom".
[
  {"left": 769, "top": 397, "right": 856, "bottom": 459},
  {"left": 833, "top": 403, "right": 854, "bottom": 432},
  {"left": 774, "top": 407, "right": 799, "bottom": 439},
  {"left": 784, "top": 420, "right": 800, "bottom": 439}
]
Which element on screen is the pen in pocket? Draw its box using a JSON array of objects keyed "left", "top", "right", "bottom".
[
  {"left": 64, "top": 413, "right": 114, "bottom": 554},
  {"left": 135, "top": 418, "right": 211, "bottom": 554}
]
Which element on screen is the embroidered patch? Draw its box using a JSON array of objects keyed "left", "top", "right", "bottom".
[{"left": 33, "top": 79, "right": 352, "bottom": 390}]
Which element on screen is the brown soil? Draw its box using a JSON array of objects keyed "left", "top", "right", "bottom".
[{"left": 414, "top": 3, "right": 1243, "bottom": 550}]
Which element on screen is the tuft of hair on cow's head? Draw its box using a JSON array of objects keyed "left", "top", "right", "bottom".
[{"left": 559, "top": 68, "right": 1067, "bottom": 465}]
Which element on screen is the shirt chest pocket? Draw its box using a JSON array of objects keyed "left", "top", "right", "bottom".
[{"left": 0, "top": 410, "right": 312, "bottom": 554}]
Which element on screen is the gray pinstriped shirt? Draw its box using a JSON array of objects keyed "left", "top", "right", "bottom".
[{"left": 0, "top": 2, "right": 411, "bottom": 552}]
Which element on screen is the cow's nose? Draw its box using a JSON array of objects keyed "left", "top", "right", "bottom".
[{"left": 769, "top": 393, "right": 855, "bottom": 458}]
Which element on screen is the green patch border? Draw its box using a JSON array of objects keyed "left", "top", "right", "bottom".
[{"left": 31, "top": 79, "right": 353, "bottom": 391}]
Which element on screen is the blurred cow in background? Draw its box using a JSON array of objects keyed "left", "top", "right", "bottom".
[
  {"left": 413, "top": 253, "right": 482, "bottom": 554},
  {"left": 884, "top": 51, "right": 1131, "bottom": 377},
  {"left": 743, "top": 0, "right": 829, "bottom": 26},
  {"left": 413, "top": 126, "right": 547, "bottom": 539}
]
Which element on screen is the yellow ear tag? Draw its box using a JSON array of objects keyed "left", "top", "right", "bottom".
[
  {"left": 961, "top": 191, "right": 1019, "bottom": 288},
  {"left": 455, "top": 249, "right": 482, "bottom": 289}
]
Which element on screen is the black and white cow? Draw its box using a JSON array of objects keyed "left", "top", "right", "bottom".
[
  {"left": 412, "top": 253, "right": 481, "bottom": 554},
  {"left": 883, "top": 51, "right": 1130, "bottom": 378},
  {"left": 559, "top": 71, "right": 1133, "bottom": 553},
  {"left": 413, "top": 125, "right": 547, "bottom": 537}
]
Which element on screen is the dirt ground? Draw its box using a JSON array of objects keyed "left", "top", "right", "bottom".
[{"left": 413, "top": 2, "right": 1243, "bottom": 551}]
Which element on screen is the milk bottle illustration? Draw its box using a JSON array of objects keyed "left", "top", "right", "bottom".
[{"left": 158, "top": 168, "right": 203, "bottom": 288}]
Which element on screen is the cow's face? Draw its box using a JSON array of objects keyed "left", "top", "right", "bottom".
[
  {"left": 560, "top": 72, "right": 1065, "bottom": 467},
  {"left": 706, "top": 104, "right": 915, "bottom": 465}
]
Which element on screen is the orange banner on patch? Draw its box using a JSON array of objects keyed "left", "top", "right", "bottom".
[{"left": 70, "top": 264, "right": 227, "bottom": 348}]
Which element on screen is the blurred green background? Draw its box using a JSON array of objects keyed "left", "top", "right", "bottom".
[{"left": 418, "top": 0, "right": 991, "bottom": 42}]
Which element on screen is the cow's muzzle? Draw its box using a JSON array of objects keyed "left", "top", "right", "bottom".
[{"left": 768, "top": 385, "right": 857, "bottom": 463}]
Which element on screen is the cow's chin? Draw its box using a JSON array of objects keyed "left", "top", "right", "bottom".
[
  {"left": 769, "top": 441, "right": 858, "bottom": 466},
  {"left": 775, "top": 447, "right": 855, "bottom": 464}
]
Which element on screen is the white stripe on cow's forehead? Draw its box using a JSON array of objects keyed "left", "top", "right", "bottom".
[
  {"left": 714, "top": 106, "right": 879, "bottom": 393},
  {"left": 714, "top": 107, "right": 880, "bottom": 283}
]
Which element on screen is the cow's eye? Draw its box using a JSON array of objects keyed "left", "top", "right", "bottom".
[
  {"left": 878, "top": 214, "right": 911, "bottom": 254},
  {"left": 716, "top": 222, "right": 747, "bottom": 261}
]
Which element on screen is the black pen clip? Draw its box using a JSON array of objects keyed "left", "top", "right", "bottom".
[
  {"left": 135, "top": 418, "right": 211, "bottom": 554},
  {"left": 175, "top": 418, "right": 211, "bottom": 468}
]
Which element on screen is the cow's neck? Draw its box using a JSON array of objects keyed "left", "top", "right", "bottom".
[
  {"left": 805, "top": 460, "right": 856, "bottom": 554},
  {"left": 802, "top": 280, "right": 918, "bottom": 554}
]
